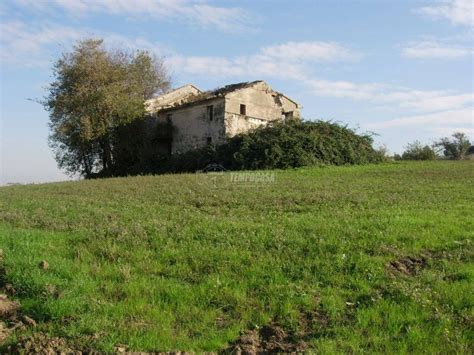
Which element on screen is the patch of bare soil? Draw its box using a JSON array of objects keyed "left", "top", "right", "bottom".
[
  {"left": 227, "top": 323, "right": 305, "bottom": 354},
  {"left": 0, "top": 295, "right": 28, "bottom": 345},
  {"left": 387, "top": 246, "right": 472, "bottom": 277},
  {"left": 0, "top": 254, "right": 41, "bottom": 349},
  {"left": 225, "top": 310, "right": 329, "bottom": 354},
  {"left": 387, "top": 255, "right": 428, "bottom": 276},
  {"left": 0, "top": 294, "right": 19, "bottom": 319},
  {"left": 6, "top": 333, "right": 83, "bottom": 354},
  {"left": 0, "top": 294, "right": 23, "bottom": 344},
  {"left": 0, "top": 259, "right": 26, "bottom": 346}
]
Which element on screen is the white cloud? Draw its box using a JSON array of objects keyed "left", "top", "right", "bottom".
[
  {"left": 165, "top": 41, "right": 360, "bottom": 81},
  {"left": 165, "top": 45, "right": 473, "bottom": 121},
  {"left": 2, "top": 18, "right": 361, "bottom": 74},
  {"left": 0, "top": 18, "right": 358, "bottom": 80},
  {"left": 2, "top": 19, "right": 471, "bottom": 136},
  {"left": 367, "top": 108, "right": 473, "bottom": 130},
  {"left": 430, "top": 126, "right": 474, "bottom": 136},
  {"left": 168, "top": 56, "right": 244, "bottom": 78},
  {"left": 260, "top": 41, "right": 361, "bottom": 62},
  {"left": 305, "top": 78, "right": 434, "bottom": 104},
  {"left": 401, "top": 93, "right": 474, "bottom": 112},
  {"left": 164, "top": 43, "right": 472, "bottom": 119},
  {"left": 306, "top": 78, "right": 473, "bottom": 115},
  {"left": 365, "top": 109, "right": 473, "bottom": 150},
  {"left": 0, "top": 21, "right": 172, "bottom": 67},
  {"left": 305, "top": 79, "right": 383, "bottom": 100},
  {"left": 167, "top": 54, "right": 307, "bottom": 81},
  {"left": 366, "top": 108, "right": 474, "bottom": 146},
  {"left": 416, "top": 0, "right": 474, "bottom": 27},
  {"left": 0, "top": 21, "right": 84, "bottom": 67},
  {"left": 14, "top": 0, "right": 253, "bottom": 32},
  {"left": 401, "top": 40, "right": 473, "bottom": 59}
]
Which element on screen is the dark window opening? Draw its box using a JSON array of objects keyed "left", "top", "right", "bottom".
[
  {"left": 240, "top": 104, "right": 246, "bottom": 115},
  {"left": 207, "top": 105, "right": 214, "bottom": 121},
  {"left": 207, "top": 137, "right": 212, "bottom": 145},
  {"left": 283, "top": 111, "right": 293, "bottom": 121},
  {"left": 166, "top": 113, "right": 172, "bottom": 123}
]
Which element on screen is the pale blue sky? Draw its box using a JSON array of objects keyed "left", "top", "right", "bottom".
[{"left": 1, "top": 0, "right": 473, "bottom": 184}]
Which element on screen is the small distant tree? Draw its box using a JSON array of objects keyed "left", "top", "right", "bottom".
[
  {"left": 44, "top": 39, "right": 170, "bottom": 177},
  {"left": 401, "top": 141, "right": 437, "bottom": 160},
  {"left": 433, "top": 132, "right": 471, "bottom": 160},
  {"left": 375, "top": 144, "right": 391, "bottom": 161}
]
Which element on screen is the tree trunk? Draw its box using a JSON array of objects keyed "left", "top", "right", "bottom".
[
  {"left": 82, "top": 152, "right": 92, "bottom": 177},
  {"left": 100, "top": 138, "right": 113, "bottom": 174}
]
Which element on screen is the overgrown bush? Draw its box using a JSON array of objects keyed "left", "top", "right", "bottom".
[
  {"left": 153, "top": 120, "right": 383, "bottom": 174},
  {"left": 400, "top": 141, "right": 437, "bottom": 161},
  {"left": 433, "top": 132, "right": 471, "bottom": 160}
]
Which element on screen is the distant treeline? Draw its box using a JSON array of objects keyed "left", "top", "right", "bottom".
[{"left": 395, "top": 132, "right": 472, "bottom": 162}]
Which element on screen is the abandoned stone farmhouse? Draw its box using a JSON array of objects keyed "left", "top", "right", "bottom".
[{"left": 145, "top": 80, "right": 300, "bottom": 155}]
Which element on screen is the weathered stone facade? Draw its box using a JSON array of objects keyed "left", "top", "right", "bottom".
[{"left": 145, "top": 81, "right": 300, "bottom": 154}]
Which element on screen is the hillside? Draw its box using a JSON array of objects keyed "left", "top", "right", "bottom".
[{"left": 0, "top": 161, "right": 473, "bottom": 352}]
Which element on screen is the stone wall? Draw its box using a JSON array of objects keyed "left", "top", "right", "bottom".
[
  {"left": 224, "top": 82, "right": 299, "bottom": 137},
  {"left": 159, "top": 98, "right": 226, "bottom": 154},
  {"left": 224, "top": 113, "right": 274, "bottom": 137},
  {"left": 147, "top": 81, "right": 300, "bottom": 154}
]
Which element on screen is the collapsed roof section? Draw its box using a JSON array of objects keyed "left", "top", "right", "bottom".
[{"left": 145, "top": 80, "right": 300, "bottom": 114}]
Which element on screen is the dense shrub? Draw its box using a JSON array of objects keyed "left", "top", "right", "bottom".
[
  {"left": 154, "top": 120, "right": 383, "bottom": 174},
  {"left": 433, "top": 132, "right": 471, "bottom": 160},
  {"left": 400, "top": 141, "right": 437, "bottom": 161}
]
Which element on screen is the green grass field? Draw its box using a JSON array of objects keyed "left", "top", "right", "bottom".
[{"left": 0, "top": 161, "right": 473, "bottom": 352}]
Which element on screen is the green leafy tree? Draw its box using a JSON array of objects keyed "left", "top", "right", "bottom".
[
  {"left": 433, "top": 132, "right": 471, "bottom": 160},
  {"left": 401, "top": 141, "right": 437, "bottom": 160},
  {"left": 44, "top": 39, "right": 170, "bottom": 177}
]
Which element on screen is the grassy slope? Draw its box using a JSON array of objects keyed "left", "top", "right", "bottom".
[{"left": 0, "top": 161, "right": 473, "bottom": 352}]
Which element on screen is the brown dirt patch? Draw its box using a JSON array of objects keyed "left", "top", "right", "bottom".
[
  {"left": 0, "top": 261, "right": 31, "bottom": 347},
  {"left": 0, "top": 295, "right": 24, "bottom": 345},
  {"left": 0, "top": 260, "right": 87, "bottom": 353},
  {"left": 228, "top": 322, "right": 306, "bottom": 354},
  {"left": 5, "top": 332, "right": 82, "bottom": 354},
  {"left": 387, "top": 255, "right": 428, "bottom": 276},
  {"left": 225, "top": 309, "right": 329, "bottom": 354},
  {"left": 386, "top": 246, "right": 471, "bottom": 277},
  {"left": 0, "top": 295, "right": 19, "bottom": 319}
]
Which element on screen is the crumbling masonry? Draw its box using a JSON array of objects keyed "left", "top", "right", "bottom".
[{"left": 145, "top": 80, "right": 301, "bottom": 154}]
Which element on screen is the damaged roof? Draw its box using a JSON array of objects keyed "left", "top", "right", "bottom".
[
  {"left": 148, "top": 80, "right": 299, "bottom": 113},
  {"left": 145, "top": 84, "right": 202, "bottom": 112},
  {"left": 210, "top": 80, "right": 265, "bottom": 96}
]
